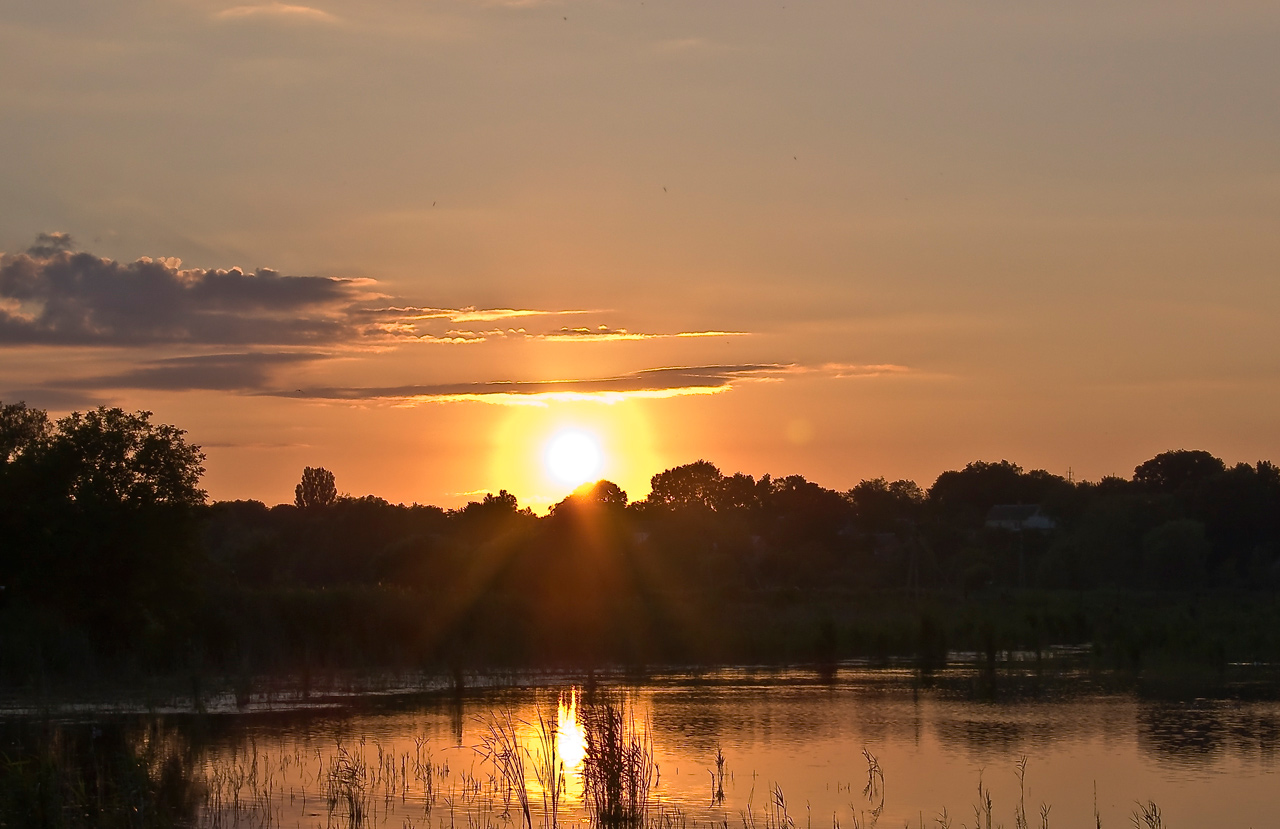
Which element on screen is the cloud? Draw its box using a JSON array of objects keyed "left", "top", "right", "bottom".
[
  {"left": 536, "top": 326, "right": 749, "bottom": 342},
  {"left": 264, "top": 362, "right": 908, "bottom": 406},
  {"left": 451, "top": 307, "right": 589, "bottom": 323},
  {"left": 60, "top": 352, "right": 326, "bottom": 392},
  {"left": 215, "top": 3, "right": 340, "bottom": 24},
  {"left": 268, "top": 364, "right": 776, "bottom": 404},
  {"left": 395, "top": 324, "right": 750, "bottom": 344},
  {"left": 0, "top": 387, "right": 102, "bottom": 411},
  {"left": 0, "top": 239, "right": 748, "bottom": 351},
  {"left": 0, "top": 242, "right": 390, "bottom": 346},
  {"left": 786, "top": 363, "right": 913, "bottom": 379},
  {"left": 356, "top": 306, "right": 592, "bottom": 324},
  {"left": 26, "top": 232, "right": 73, "bottom": 258}
]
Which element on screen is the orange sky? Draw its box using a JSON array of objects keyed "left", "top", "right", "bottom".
[{"left": 2, "top": 1, "right": 1278, "bottom": 511}]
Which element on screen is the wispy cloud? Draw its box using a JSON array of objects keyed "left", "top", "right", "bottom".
[
  {"left": 60, "top": 352, "right": 326, "bottom": 392},
  {"left": 403, "top": 325, "right": 750, "bottom": 344},
  {"left": 536, "top": 326, "right": 749, "bottom": 342},
  {"left": 786, "top": 363, "right": 913, "bottom": 379},
  {"left": 215, "top": 3, "right": 340, "bottom": 24},
  {"left": 361, "top": 306, "right": 593, "bottom": 324},
  {"left": 264, "top": 363, "right": 910, "bottom": 406}
]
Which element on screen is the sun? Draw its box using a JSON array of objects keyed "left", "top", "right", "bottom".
[{"left": 545, "top": 429, "right": 603, "bottom": 487}]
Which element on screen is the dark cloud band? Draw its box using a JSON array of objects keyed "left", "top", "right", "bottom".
[
  {"left": 261, "top": 363, "right": 907, "bottom": 404},
  {"left": 0, "top": 245, "right": 377, "bottom": 346}
]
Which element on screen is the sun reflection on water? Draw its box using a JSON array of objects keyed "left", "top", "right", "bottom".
[{"left": 556, "top": 687, "right": 587, "bottom": 774}]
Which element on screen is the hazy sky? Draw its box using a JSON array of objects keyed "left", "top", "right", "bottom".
[{"left": 2, "top": 0, "right": 1278, "bottom": 510}]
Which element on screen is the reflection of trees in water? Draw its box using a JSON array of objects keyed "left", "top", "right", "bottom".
[
  {"left": 934, "top": 718, "right": 1025, "bottom": 754},
  {"left": 0, "top": 718, "right": 203, "bottom": 827},
  {"left": 1138, "top": 703, "right": 1226, "bottom": 760},
  {"left": 1138, "top": 703, "right": 1280, "bottom": 767},
  {"left": 929, "top": 700, "right": 1134, "bottom": 758},
  {"left": 646, "top": 683, "right": 928, "bottom": 758}
]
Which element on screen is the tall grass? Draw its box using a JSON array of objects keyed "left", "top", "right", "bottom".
[
  {"left": 325, "top": 743, "right": 370, "bottom": 828},
  {"left": 531, "top": 705, "right": 565, "bottom": 829},
  {"left": 1131, "top": 801, "right": 1163, "bottom": 829},
  {"left": 476, "top": 703, "right": 567, "bottom": 829},
  {"left": 581, "top": 696, "right": 656, "bottom": 828},
  {"left": 477, "top": 709, "right": 534, "bottom": 829}
]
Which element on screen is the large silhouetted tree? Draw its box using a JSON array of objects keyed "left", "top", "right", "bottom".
[
  {"left": 646, "top": 460, "right": 724, "bottom": 510},
  {"left": 295, "top": 466, "right": 338, "bottom": 509},
  {"left": 0, "top": 403, "right": 207, "bottom": 653},
  {"left": 1134, "top": 450, "right": 1226, "bottom": 494},
  {"left": 45, "top": 407, "right": 206, "bottom": 507}
]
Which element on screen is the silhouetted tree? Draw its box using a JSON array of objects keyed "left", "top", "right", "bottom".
[
  {"left": 452, "top": 489, "right": 533, "bottom": 529},
  {"left": 929, "top": 460, "right": 1071, "bottom": 527},
  {"left": 846, "top": 478, "right": 925, "bottom": 533},
  {"left": 0, "top": 401, "right": 50, "bottom": 465},
  {"left": 553, "top": 479, "right": 628, "bottom": 514},
  {"left": 717, "top": 471, "right": 764, "bottom": 513},
  {"left": 646, "top": 460, "right": 724, "bottom": 510},
  {"left": 294, "top": 466, "right": 337, "bottom": 509},
  {"left": 1134, "top": 450, "right": 1225, "bottom": 494},
  {"left": 43, "top": 407, "right": 206, "bottom": 507},
  {"left": 0, "top": 403, "right": 207, "bottom": 654}
]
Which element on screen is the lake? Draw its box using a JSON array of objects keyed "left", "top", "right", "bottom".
[{"left": 4, "top": 664, "right": 1279, "bottom": 827}]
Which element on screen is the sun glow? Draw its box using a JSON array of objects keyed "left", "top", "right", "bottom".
[
  {"left": 545, "top": 430, "right": 603, "bottom": 486},
  {"left": 486, "top": 402, "right": 662, "bottom": 513},
  {"left": 556, "top": 687, "right": 587, "bottom": 773}
]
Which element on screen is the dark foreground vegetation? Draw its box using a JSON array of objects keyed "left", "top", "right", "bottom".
[{"left": 3, "top": 401, "right": 1280, "bottom": 688}]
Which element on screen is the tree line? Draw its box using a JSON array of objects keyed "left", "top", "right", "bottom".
[{"left": 3, "top": 401, "right": 1279, "bottom": 680}]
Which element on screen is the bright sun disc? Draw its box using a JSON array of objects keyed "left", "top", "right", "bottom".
[{"left": 545, "top": 430, "right": 602, "bottom": 486}]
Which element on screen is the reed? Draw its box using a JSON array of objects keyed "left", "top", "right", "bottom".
[
  {"left": 711, "top": 744, "right": 726, "bottom": 806},
  {"left": 476, "top": 709, "right": 533, "bottom": 829},
  {"left": 325, "top": 742, "right": 371, "bottom": 828},
  {"left": 1131, "top": 801, "right": 1163, "bottom": 829},
  {"left": 581, "top": 696, "right": 656, "bottom": 828},
  {"left": 531, "top": 703, "right": 565, "bottom": 829}
]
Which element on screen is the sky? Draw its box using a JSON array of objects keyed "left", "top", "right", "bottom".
[{"left": 1, "top": 0, "right": 1278, "bottom": 511}]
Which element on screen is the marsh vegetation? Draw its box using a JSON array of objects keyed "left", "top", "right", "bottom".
[{"left": 4, "top": 672, "right": 1279, "bottom": 827}]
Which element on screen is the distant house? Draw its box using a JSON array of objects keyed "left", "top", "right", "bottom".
[{"left": 984, "top": 504, "right": 1056, "bottom": 532}]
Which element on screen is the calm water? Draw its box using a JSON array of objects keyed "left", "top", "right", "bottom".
[{"left": 13, "top": 667, "right": 1280, "bottom": 827}]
